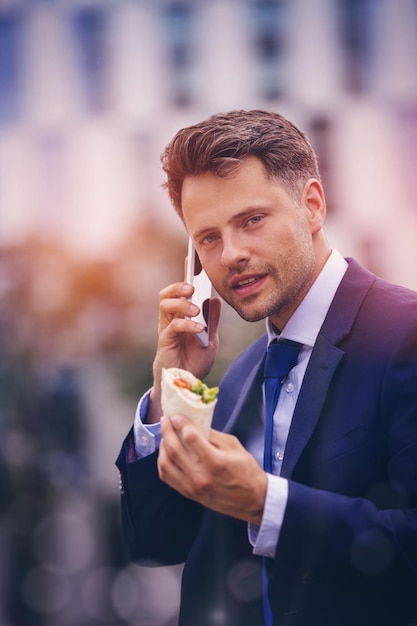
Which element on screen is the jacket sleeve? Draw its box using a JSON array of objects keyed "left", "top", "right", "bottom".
[
  {"left": 116, "top": 429, "right": 204, "bottom": 566},
  {"left": 115, "top": 334, "right": 268, "bottom": 566}
]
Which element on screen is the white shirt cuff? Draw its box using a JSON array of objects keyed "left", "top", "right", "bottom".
[
  {"left": 133, "top": 388, "right": 162, "bottom": 458},
  {"left": 248, "top": 474, "right": 288, "bottom": 558}
]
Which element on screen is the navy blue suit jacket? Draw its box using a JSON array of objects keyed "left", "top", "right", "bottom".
[{"left": 116, "top": 259, "right": 417, "bottom": 625}]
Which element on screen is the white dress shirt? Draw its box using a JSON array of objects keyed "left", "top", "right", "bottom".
[
  {"left": 248, "top": 249, "right": 347, "bottom": 556},
  {"left": 132, "top": 249, "right": 348, "bottom": 558}
]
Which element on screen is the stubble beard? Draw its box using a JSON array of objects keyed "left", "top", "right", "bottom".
[{"left": 216, "top": 254, "right": 315, "bottom": 325}]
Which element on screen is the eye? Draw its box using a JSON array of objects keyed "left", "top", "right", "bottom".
[
  {"left": 201, "top": 233, "right": 219, "bottom": 245},
  {"left": 247, "top": 215, "right": 263, "bottom": 226}
]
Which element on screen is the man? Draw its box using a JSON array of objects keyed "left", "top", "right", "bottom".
[{"left": 116, "top": 110, "right": 417, "bottom": 626}]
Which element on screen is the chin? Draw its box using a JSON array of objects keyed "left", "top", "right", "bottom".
[{"left": 234, "top": 306, "right": 267, "bottom": 323}]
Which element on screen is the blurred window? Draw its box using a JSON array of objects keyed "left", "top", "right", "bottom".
[
  {"left": 247, "top": 0, "right": 289, "bottom": 100},
  {"left": 397, "top": 106, "right": 417, "bottom": 210},
  {"left": 72, "top": 6, "right": 108, "bottom": 114},
  {"left": 36, "top": 131, "right": 69, "bottom": 233},
  {"left": 309, "top": 115, "right": 335, "bottom": 215},
  {"left": 0, "top": 11, "right": 22, "bottom": 124},
  {"left": 161, "top": 1, "right": 197, "bottom": 107},
  {"left": 337, "top": 0, "right": 373, "bottom": 93}
]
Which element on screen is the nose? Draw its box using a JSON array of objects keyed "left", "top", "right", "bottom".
[{"left": 220, "top": 233, "right": 249, "bottom": 267}]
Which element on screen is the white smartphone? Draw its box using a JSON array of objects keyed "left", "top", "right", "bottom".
[{"left": 186, "top": 237, "right": 212, "bottom": 348}]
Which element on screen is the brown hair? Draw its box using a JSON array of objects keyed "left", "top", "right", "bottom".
[{"left": 161, "top": 109, "right": 321, "bottom": 217}]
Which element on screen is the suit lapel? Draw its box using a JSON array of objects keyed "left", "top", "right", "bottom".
[
  {"left": 280, "top": 335, "right": 343, "bottom": 477},
  {"left": 281, "top": 258, "right": 377, "bottom": 478},
  {"left": 223, "top": 352, "right": 265, "bottom": 437}
]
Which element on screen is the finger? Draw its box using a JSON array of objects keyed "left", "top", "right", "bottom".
[
  {"left": 207, "top": 428, "right": 224, "bottom": 446},
  {"left": 161, "top": 415, "right": 201, "bottom": 458},
  {"left": 168, "top": 414, "right": 211, "bottom": 459},
  {"left": 208, "top": 428, "right": 239, "bottom": 450},
  {"left": 158, "top": 438, "right": 190, "bottom": 489},
  {"left": 158, "top": 283, "right": 193, "bottom": 331},
  {"left": 159, "top": 281, "right": 193, "bottom": 303},
  {"left": 160, "top": 413, "right": 181, "bottom": 445},
  {"left": 160, "top": 415, "right": 200, "bottom": 469},
  {"left": 161, "top": 413, "right": 177, "bottom": 437},
  {"left": 159, "top": 296, "right": 205, "bottom": 338},
  {"left": 159, "top": 295, "right": 197, "bottom": 322},
  {"left": 159, "top": 316, "right": 206, "bottom": 343},
  {"left": 159, "top": 418, "right": 184, "bottom": 467}
]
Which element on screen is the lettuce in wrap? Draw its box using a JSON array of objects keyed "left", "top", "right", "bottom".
[{"left": 161, "top": 367, "right": 219, "bottom": 438}]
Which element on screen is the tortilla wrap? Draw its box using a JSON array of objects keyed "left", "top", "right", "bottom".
[{"left": 161, "top": 367, "right": 218, "bottom": 438}]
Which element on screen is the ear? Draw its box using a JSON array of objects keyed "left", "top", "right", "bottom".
[{"left": 302, "top": 178, "right": 326, "bottom": 234}]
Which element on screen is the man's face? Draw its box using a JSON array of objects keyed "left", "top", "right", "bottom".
[{"left": 182, "top": 156, "right": 320, "bottom": 330}]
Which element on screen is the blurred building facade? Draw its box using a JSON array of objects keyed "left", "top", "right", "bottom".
[
  {"left": 0, "top": 1, "right": 416, "bottom": 625},
  {"left": 0, "top": 0, "right": 416, "bottom": 285}
]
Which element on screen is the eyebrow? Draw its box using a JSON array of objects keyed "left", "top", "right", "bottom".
[{"left": 193, "top": 206, "right": 267, "bottom": 240}]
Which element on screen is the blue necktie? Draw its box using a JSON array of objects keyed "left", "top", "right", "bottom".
[{"left": 262, "top": 339, "right": 301, "bottom": 625}]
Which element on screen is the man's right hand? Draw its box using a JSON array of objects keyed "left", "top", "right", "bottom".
[{"left": 146, "top": 281, "right": 221, "bottom": 424}]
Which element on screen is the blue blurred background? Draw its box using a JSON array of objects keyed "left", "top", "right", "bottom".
[{"left": 0, "top": 0, "right": 416, "bottom": 624}]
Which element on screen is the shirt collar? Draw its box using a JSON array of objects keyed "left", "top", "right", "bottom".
[{"left": 266, "top": 249, "right": 348, "bottom": 347}]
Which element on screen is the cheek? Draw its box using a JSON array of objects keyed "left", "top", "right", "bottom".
[
  {"left": 204, "top": 263, "right": 221, "bottom": 287},
  {"left": 198, "top": 248, "right": 220, "bottom": 276},
  {"left": 201, "top": 260, "right": 225, "bottom": 293}
]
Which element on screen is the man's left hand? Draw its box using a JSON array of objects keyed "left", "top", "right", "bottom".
[{"left": 158, "top": 414, "right": 267, "bottom": 526}]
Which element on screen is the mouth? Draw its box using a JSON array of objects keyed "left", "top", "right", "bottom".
[{"left": 231, "top": 274, "right": 267, "bottom": 297}]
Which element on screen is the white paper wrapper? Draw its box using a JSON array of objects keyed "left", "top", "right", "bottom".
[{"left": 160, "top": 367, "right": 217, "bottom": 438}]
